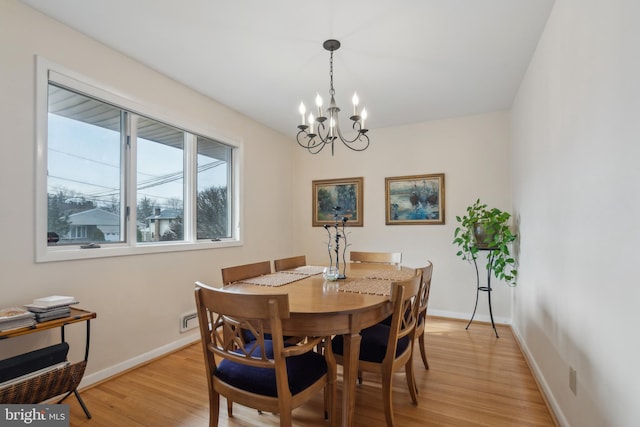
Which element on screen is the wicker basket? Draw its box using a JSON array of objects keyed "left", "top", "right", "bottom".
[{"left": 0, "top": 361, "right": 86, "bottom": 404}]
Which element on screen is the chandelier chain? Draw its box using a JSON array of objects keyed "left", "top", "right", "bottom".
[{"left": 329, "top": 50, "right": 335, "bottom": 96}]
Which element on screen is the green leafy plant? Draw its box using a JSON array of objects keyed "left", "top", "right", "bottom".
[{"left": 453, "top": 199, "right": 518, "bottom": 286}]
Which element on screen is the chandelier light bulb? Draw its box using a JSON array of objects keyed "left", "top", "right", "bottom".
[
  {"left": 308, "top": 112, "right": 314, "bottom": 133},
  {"left": 361, "top": 108, "right": 368, "bottom": 129},
  {"left": 299, "top": 102, "right": 306, "bottom": 125},
  {"left": 315, "top": 93, "right": 323, "bottom": 116},
  {"left": 352, "top": 93, "right": 359, "bottom": 115}
]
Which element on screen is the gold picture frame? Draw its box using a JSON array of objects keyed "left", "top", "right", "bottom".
[
  {"left": 385, "top": 173, "right": 445, "bottom": 225},
  {"left": 312, "top": 177, "right": 364, "bottom": 227}
]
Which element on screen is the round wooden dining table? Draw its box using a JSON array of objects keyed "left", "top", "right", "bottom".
[{"left": 222, "top": 262, "right": 416, "bottom": 427}]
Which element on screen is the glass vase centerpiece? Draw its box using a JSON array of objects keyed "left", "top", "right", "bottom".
[{"left": 323, "top": 206, "right": 350, "bottom": 280}]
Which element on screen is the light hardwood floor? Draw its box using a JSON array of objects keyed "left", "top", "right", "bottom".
[{"left": 67, "top": 317, "right": 556, "bottom": 426}]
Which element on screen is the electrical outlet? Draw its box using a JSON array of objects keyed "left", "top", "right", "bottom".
[{"left": 569, "top": 366, "right": 577, "bottom": 395}]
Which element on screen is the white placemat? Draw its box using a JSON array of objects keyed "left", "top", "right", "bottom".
[{"left": 280, "top": 265, "right": 326, "bottom": 275}]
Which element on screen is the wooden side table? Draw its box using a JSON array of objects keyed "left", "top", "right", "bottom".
[{"left": 0, "top": 307, "right": 96, "bottom": 418}]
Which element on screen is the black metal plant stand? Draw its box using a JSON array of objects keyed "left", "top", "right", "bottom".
[{"left": 466, "top": 247, "right": 499, "bottom": 338}]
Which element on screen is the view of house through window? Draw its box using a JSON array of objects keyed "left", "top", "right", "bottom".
[
  {"left": 136, "top": 116, "right": 185, "bottom": 242},
  {"left": 46, "top": 82, "right": 232, "bottom": 247},
  {"left": 47, "top": 84, "right": 124, "bottom": 245}
]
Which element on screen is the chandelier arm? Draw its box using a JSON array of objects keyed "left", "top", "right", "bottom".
[
  {"left": 308, "top": 142, "right": 327, "bottom": 155},
  {"left": 344, "top": 133, "right": 370, "bottom": 152},
  {"left": 296, "top": 130, "right": 328, "bottom": 153},
  {"left": 332, "top": 118, "right": 359, "bottom": 144},
  {"left": 333, "top": 118, "right": 371, "bottom": 151},
  {"left": 313, "top": 121, "right": 334, "bottom": 145}
]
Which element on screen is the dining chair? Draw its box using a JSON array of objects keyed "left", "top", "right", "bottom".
[
  {"left": 349, "top": 251, "right": 402, "bottom": 266},
  {"left": 331, "top": 272, "right": 422, "bottom": 427},
  {"left": 194, "top": 281, "right": 337, "bottom": 427},
  {"left": 377, "top": 262, "right": 433, "bottom": 370},
  {"left": 274, "top": 255, "right": 306, "bottom": 272},
  {"left": 414, "top": 261, "right": 434, "bottom": 371},
  {"left": 221, "top": 261, "right": 271, "bottom": 286},
  {"left": 221, "top": 261, "right": 300, "bottom": 345}
]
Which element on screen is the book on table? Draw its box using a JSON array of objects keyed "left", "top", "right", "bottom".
[
  {"left": 31, "top": 295, "right": 78, "bottom": 308},
  {"left": 23, "top": 303, "right": 77, "bottom": 313},
  {"left": 0, "top": 307, "right": 36, "bottom": 331},
  {"left": 32, "top": 307, "right": 72, "bottom": 322},
  {"left": 23, "top": 295, "right": 79, "bottom": 323},
  {"left": 0, "top": 307, "right": 34, "bottom": 321}
]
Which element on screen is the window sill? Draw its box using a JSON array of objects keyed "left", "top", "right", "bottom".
[{"left": 36, "top": 239, "right": 242, "bottom": 263}]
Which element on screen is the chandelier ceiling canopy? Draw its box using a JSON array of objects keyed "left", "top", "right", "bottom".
[{"left": 296, "top": 39, "right": 370, "bottom": 156}]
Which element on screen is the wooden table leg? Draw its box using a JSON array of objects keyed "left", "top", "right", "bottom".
[{"left": 341, "top": 329, "right": 362, "bottom": 426}]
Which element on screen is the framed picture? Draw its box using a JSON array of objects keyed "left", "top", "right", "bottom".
[
  {"left": 312, "top": 177, "right": 364, "bottom": 227},
  {"left": 385, "top": 173, "right": 445, "bottom": 225}
]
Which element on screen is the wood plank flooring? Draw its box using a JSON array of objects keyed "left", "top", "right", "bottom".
[{"left": 67, "top": 317, "right": 556, "bottom": 426}]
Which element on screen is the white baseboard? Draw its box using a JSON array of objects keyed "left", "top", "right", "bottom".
[
  {"left": 510, "top": 325, "right": 568, "bottom": 427},
  {"left": 428, "top": 308, "right": 511, "bottom": 325},
  {"left": 78, "top": 332, "right": 200, "bottom": 389}
]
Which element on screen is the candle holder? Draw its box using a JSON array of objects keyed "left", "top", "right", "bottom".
[{"left": 323, "top": 206, "right": 350, "bottom": 279}]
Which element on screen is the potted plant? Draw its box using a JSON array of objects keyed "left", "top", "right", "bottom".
[{"left": 453, "top": 199, "right": 518, "bottom": 286}]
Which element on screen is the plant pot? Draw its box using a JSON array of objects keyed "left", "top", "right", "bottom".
[{"left": 473, "top": 222, "right": 495, "bottom": 248}]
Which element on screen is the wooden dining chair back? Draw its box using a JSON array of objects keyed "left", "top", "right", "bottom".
[
  {"left": 194, "top": 282, "right": 337, "bottom": 427},
  {"left": 274, "top": 255, "right": 306, "bottom": 272},
  {"left": 221, "top": 261, "right": 271, "bottom": 286},
  {"left": 331, "top": 272, "right": 422, "bottom": 427},
  {"left": 349, "top": 251, "right": 402, "bottom": 266},
  {"left": 414, "top": 261, "right": 434, "bottom": 370}
]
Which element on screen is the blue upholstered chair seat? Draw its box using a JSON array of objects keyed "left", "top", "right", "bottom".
[
  {"left": 215, "top": 340, "right": 328, "bottom": 397},
  {"left": 379, "top": 315, "right": 392, "bottom": 326},
  {"left": 332, "top": 324, "right": 411, "bottom": 363}
]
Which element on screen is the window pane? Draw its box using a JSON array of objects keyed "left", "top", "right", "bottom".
[
  {"left": 47, "top": 84, "right": 123, "bottom": 245},
  {"left": 197, "top": 136, "right": 230, "bottom": 239},
  {"left": 136, "top": 116, "right": 185, "bottom": 242}
]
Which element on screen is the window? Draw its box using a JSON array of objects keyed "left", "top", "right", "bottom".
[
  {"left": 197, "top": 136, "right": 231, "bottom": 240},
  {"left": 36, "top": 58, "right": 240, "bottom": 262},
  {"left": 136, "top": 116, "right": 185, "bottom": 243},
  {"left": 47, "top": 84, "right": 125, "bottom": 245}
]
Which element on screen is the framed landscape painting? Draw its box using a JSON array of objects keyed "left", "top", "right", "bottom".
[
  {"left": 385, "top": 173, "right": 445, "bottom": 225},
  {"left": 312, "top": 177, "right": 363, "bottom": 227}
]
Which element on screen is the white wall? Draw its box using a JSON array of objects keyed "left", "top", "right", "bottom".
[
  {"left": 0, "top": 0, "right": 294, "bottom": 383},
  {"left": 292, "top": 111, "right": 515, "bottom": 322},
  {"left": 511, "top": 0, "right": 640, "bottom": 425}
]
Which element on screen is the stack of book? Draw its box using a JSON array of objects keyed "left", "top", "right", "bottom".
[
  {"left": 0, "top": 307, "right": 36, "bottom": 332},
  {"left": 24, "top": 295, "right": 79, "bottom": 323}
]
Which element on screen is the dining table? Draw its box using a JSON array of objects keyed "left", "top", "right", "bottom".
[{"left": 222, "top": 262, "right": 417, "bottom": 427}]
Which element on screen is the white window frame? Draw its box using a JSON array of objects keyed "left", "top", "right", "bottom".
[{"left": 35, "top": 56, "right": 243, "bottom": 263}]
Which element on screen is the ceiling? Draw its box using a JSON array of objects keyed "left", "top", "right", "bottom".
[{"left": 20, "top": 0, "right": 555, "bottom": 139}]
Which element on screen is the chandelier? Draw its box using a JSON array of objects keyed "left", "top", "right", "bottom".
[{"left": 297, "top": 39, "right": 370, "bottom": 156}]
